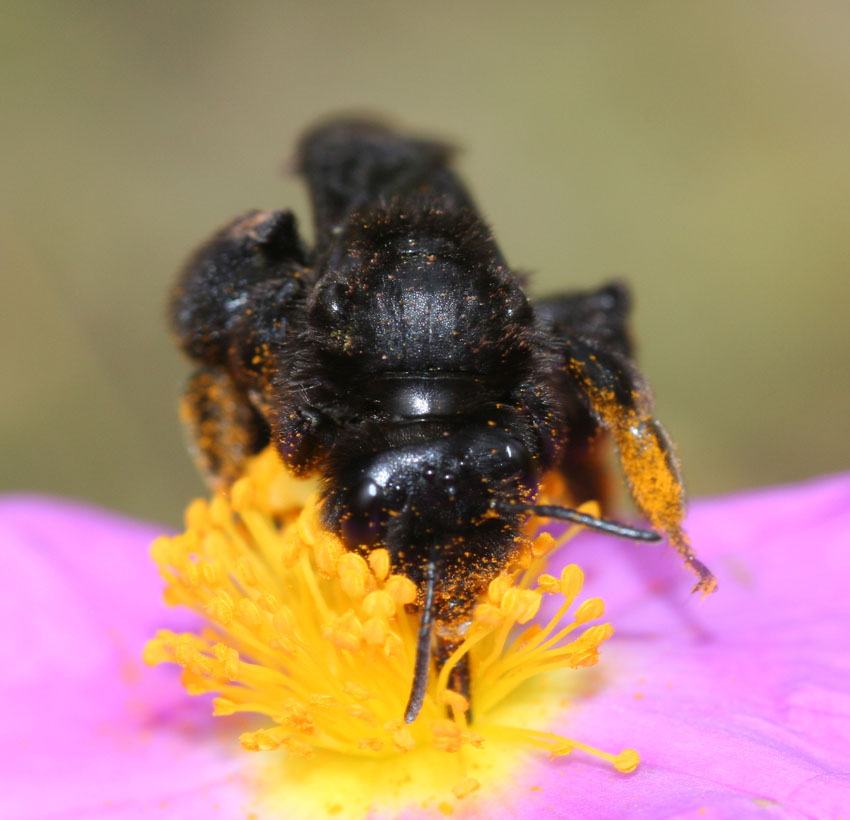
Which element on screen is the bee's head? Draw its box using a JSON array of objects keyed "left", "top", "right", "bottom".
[{"left": 327, "top": 427, "right": 537, "bottom": 554}]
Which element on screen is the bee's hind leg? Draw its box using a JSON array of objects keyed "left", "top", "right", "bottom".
[{"left": 180, "top": 366, "right": 270, "bottom": 489}]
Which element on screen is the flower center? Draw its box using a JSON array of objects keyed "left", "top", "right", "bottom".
[{"left": 145, "top": 448, "right": 638, "bottom": 814}]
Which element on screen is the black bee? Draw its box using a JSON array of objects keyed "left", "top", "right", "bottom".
[{"left": 170, "top": 119, "right": 716, "bottom": 723}]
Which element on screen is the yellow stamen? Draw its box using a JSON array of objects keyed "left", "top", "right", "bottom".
[{"left": 145, "top": 446, "right": 639, "bottom": 815}]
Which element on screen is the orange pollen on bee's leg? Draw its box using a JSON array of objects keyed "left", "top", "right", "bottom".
[{"left": 144, "top": 447, "right": 639, "bottom": 811}]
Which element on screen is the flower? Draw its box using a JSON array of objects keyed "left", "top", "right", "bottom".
[
  {"left": 141, "top": 448, "right": 637, "bottom": 816},
  {"left": 2, "top": 471, "right": 849, "bottom": 818}
]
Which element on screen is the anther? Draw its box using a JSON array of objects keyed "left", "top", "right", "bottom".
[
  {"left": 500, "top": 587, "right": 542, "bottom": 623},
  {"left": 323, "top": 610, "right": 364, "bottom": 652},
  {"left": 337, "top": 552, "right": 372, "bottom": 599},
  {"left": 314, "top": 532, "right": 345, "bottom": 577},
  {"left": 574, "top": 597, "right": 605, "bottom": 624},
  {"left": 368, "top": 548, "right": 391, "bottom": 581},
  {"left": 385, "top": 574, "right": 417, "bottom": 606},
  {"left": 362, "top": 589, "right": 396, "bottom": 619},
  {"left": 559, "top": 564, "right": 584, "bottom": 602},
  {"left": 487, "top": 573, "right": 514, "bottom": 605},
  {"left": 536, "top": 573, "right": 560, "bottom": 594},
  {"left": 614, "top": 749, "right": 640, "bottom": 773}
]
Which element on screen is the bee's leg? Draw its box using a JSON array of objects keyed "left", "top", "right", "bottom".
[
  {"left": 535, "top": 283, "right": 632, "bottom": 510},
  {"left": 537, "top": 283, "right": 716, "bottom": 594},
  {"left": 180, "top": 366, "right": 270, "bottom": 489},
  {"left": 170, "top": 209, "right": 317, "bottom": 484},
  {"left": 572, "top": 346, "right": 715, "bottom": 594}
]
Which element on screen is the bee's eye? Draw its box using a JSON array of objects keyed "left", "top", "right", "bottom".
[
  {"left": 341, "top": 479, "right": 385, "bottom": 548},
  {"left": 501, "top": 440, "right": 536, "bottom": 490}
]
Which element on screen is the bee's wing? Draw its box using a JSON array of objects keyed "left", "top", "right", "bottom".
[{"left": 536, "top": 282, "right": 716, "bottom": 594}]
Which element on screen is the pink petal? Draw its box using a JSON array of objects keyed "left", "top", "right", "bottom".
[
  {"left": 511, "top": 472, "right": 850, "bottom": 819},
  {"left": 0, "top": 496, "right": 252, "bottom": 819}
]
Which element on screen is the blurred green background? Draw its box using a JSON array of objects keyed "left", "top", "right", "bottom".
[{"left": 2, "top": 1, "right": 848, "bottom": 527}]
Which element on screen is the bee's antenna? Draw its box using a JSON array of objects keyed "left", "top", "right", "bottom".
[
  {"left": 496, "top": 502, "right": 662, "bottom": 542},
  {"left": 404, "top": 549, "right": 439, "bottom": 724}
]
